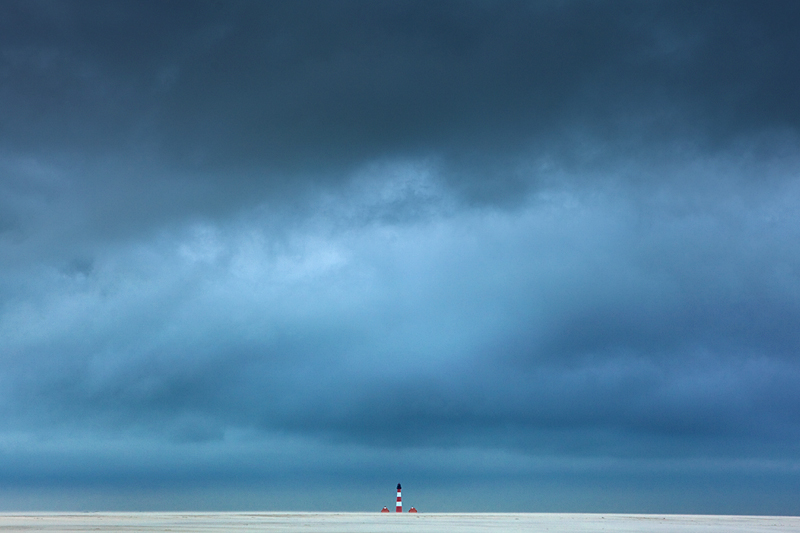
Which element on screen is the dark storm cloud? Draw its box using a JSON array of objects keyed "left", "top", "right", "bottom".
[
  {"left": 2, "top": 0, "right": 798, "bottom": 277},
  {"left": 3, "top": 1, "right": 800, "bottom": 208},
  {"left": 1, "top": 0, "right": 800, "bottom": 513}
]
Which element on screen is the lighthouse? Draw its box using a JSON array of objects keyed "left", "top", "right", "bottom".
[{"left": 396, "top": 483, "right": 402, "bottom": 512}]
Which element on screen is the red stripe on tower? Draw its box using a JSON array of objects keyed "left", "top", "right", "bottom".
[{"left": 396, "top": 483, "right": 402, "bottom": 512}]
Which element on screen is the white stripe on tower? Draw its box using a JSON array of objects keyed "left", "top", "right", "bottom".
[{"left": 396, "top": 483, "right": 402, "bottom": 512}]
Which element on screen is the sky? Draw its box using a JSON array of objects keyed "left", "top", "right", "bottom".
[{"left": 1, "top": 0, "right": 800, "bottom": 515}]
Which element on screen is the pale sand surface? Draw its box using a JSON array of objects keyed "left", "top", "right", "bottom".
[{"left": 0, "top": 512, "right": 798, "bottom": 533}]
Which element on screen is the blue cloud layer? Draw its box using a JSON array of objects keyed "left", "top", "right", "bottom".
[{"left": 1, "top": 0, "right": 799, "bottom": 513}]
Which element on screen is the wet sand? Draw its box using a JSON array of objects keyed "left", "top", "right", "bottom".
[{"left": 0, "top": 512, "right": 797, "bottom": 532}]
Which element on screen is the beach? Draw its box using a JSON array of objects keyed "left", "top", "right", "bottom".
[{"left": 0, "top": 512, "right": 797, "bottom": 532}]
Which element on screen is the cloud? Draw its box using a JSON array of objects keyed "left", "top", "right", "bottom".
[
  {"left": 3, "top": 153, "right": 799, "bottom": 453},
  {"left": 1, "top": 0, "right": 799, "bottom": 512}
]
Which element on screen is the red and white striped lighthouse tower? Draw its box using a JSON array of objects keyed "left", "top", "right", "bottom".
[{"left": 396, "top": 483, "right": 402, "bottom": 513}]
